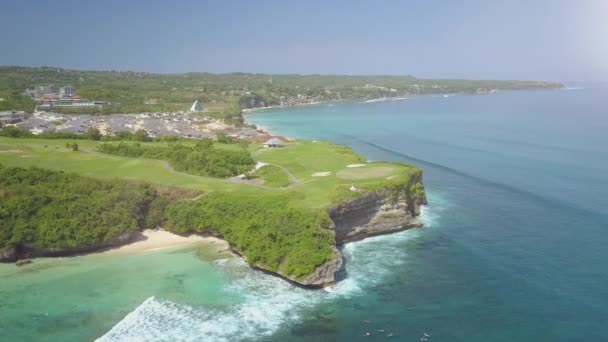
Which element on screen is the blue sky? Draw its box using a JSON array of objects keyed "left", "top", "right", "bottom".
[{"left": 1, "top": 0, "right": 606, "bottom": 81}]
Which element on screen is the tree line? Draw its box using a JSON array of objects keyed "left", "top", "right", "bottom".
[
  {"left": 97, "top": 139, "right": 255, "bottom": 178},
  {"left": 0, "top": 165, "right": 161, "bottom": 255}
]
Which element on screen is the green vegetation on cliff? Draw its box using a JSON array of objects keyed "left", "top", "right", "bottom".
[
  {"left": 0, "top": 165, "right": 156, "bottom": 253},
  {"left": 166, "top": 193, "right": 334, "bottom": 278},
  {"left": 96, "top": 140, "right": 255, "bottom": 178}
]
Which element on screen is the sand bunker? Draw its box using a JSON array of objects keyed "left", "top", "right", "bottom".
[
  {"left": 346, "top": 164, "right": 366, "bottom": 168},
  {"left": 312, "top": 171, "right": 331, "bottom": 177},
  {"left": 0, "top": 149, "right": 24, "bottom": 153}
]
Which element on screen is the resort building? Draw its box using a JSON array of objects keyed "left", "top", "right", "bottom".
[
  {"left": 0, "top": 111, "right": 26, "bottom": 126},
  {"left": 264, "top": 137, "right": 285, "bottom": 148},
  {"left": 36, "top": 98, "right": 119, "bottom": 111},
  {"left": 59, "top": 85, "right": 75, "bottom": 97}
]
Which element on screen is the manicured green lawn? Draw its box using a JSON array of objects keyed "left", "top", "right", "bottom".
[
  {"left": 0, "top": 137, "right": 262, "bottom": 194},
  {"left": 256, "top": 141, "right": 365, "bottom": 180},
  {"left": 252, "top": 165, "right": 291, "bottom": 187},
  {"left": 0, "top": 137, "right": 417, "bottom": 210},
  {"left": 336, "top": 165, "right": 398, "bottom": 179}
]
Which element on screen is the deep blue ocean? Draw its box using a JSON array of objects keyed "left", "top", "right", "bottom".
[{"left": 245, "top": 87, "right": 608, "bottom": 341}]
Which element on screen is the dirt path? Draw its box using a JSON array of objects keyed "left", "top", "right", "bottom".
[{"left": 254, "top": 148, "right": 302, "bottom": 187}]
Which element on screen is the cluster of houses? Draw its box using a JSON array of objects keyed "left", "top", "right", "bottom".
[
  {"left": 4, "top": 87, "right": 289, "bottom": 144},
  {"left": 0, "top": 111, "right": 27, "bottom": 127},
  {"left": 5, "top": 111, "right": 284, "bottom": 144}
]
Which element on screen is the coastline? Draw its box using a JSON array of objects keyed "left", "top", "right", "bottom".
[
  {"left": 241, "top": 100, "right": 331, "bottom": 114},
  {"left": 95, "top": 229, "right": 230, "bottom": 256},
  {"left": 240, "top": 86, "right": 566, "bottom": 119}
]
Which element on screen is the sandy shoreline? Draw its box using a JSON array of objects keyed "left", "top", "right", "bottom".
[
  {"left": 98, "top": 229, "right": 230, "bottom": 256},
  {"left": 241, "top": 100, "right": 328, "bottom": 114}
]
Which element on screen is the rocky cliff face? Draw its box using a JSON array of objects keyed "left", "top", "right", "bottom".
[
  {"left": 329, "top": 175, "right": 427, "bottom": 244},
  {"left": 289, "top": 172, "right": 427, "bottom": 288},
  {"left": 0, "top": 232, "right": 135, "bottom": 262},
  {"left": 245, "top": 246, "right": 344, "bottom": 289}
]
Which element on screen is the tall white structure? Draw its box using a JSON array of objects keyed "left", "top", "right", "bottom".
[{"left": 189, "top": 100, "right": 206, "bottom": 112}]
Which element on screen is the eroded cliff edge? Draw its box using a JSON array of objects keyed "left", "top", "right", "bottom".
[
  {"left": 329, "top": 172, "right": 428, "bottom": 244},
  {"left": 276, "top": 170, "right": 428, "bottom": 288}
]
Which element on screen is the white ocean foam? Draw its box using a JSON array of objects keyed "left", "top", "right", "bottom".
[
  {"left": 363, "top": 97, "right": 409, "bottom": 104},
  {"left": 363, "top": 98, "right": 386, "bottom": 103},
  {"left": 98, "top": 259, "right": 321, "bottom": 342},
  {"left": 99, "top": 194, "right": 444, "bottom": 341},
  {"left": 418, "top": 191, "right": 446, "bottom": 228}
]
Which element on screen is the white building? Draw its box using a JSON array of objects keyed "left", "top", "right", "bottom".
[
  {"left": 0, "top": 111, "right": 26, "bottom": 126},
  {"left": 59, "top": 85, "right": 75, "bottom": 97}
]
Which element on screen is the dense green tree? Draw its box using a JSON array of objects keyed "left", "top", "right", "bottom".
[
  {"left": 134, "top": 129, "right": 151, "bottom": 142},
  {"left": 238, "top": 140, "right": 250, "bottom": 150},
  {"left": 85, "top": 127, "right": 102, "bottom": 141},
  {"left": 97, "top": 140, "right": 255, "bottom": 178},
  {"left": 114, "top": 131, "right": 135, "bottom": 140},
  {"left": 0, "top": 126, "right": 31, "bottom": 138},
  {"left": 0, "top": 165, "right": 158, "bottom": 253},
  {"left": 165, "top": 192, "right": 335, "bottom": 278},
  {"left": 216, "top": 132, "right": 237, "bottom": 144}
]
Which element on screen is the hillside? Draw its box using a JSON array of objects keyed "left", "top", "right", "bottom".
[
  {"left": 0, "top": 66, "right": 563, "bottom": 114},
  {"left": 0, "top": 136, "right": 426, "bottom": 286}
]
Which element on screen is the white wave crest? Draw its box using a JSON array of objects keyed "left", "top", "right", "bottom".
[{"left": 98, "top": 195, "right": 443, "bottom": 341}]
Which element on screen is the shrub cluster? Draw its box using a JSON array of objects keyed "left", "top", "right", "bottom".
[
  {"left": 0, "top": 126, "right": 180, "bottom": 143},
  {"left": 165, "top": 192, "right": 335, "bottom": 278},
  {"left": 0, "top": 165, "right": 157, "bottom": 251},
  {"left": 97, "top": 139, "right": 255, "bottom": 178}
]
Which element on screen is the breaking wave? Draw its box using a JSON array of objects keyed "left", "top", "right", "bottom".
[{"left": 97, "top": 202, "right": 438, "bottom": 342}]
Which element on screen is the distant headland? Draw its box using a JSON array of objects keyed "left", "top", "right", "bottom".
[{"left": 0, "top": 66, "right": 563, "bottom": 115}]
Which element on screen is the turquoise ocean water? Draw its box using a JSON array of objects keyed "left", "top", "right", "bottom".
[{"left": 1, "top": 87, "right": 607, "bottom": 341}]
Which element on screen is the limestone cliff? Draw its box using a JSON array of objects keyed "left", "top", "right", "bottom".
[
  {"left": 284, "top": 171, "right": 427, "bottom": 288},
  {"left": 329, "top": 172, "right": 427, "bottom": 244}
]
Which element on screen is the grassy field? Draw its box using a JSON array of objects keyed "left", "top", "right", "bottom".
[
  {"left": 251, "top": 165, "right": 291, "bottom": 188},
  {"left": 0, "top": 136, "right": 424, "bottom": 281},
  {"left": 0, "top": 137, "right": 416, "bottom": 209}
]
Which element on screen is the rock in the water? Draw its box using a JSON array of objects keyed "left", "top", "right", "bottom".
[{"left": 15, "top": 259, "right": 32, "bottom": 266}]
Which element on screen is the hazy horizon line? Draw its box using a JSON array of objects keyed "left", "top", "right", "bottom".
[{"left": 1, "top": 64, "right": 583, "bottom": 83}]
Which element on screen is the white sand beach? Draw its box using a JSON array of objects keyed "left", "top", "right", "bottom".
[{"left": 100, "top": 229, "right": 229, "bottom": 255}]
